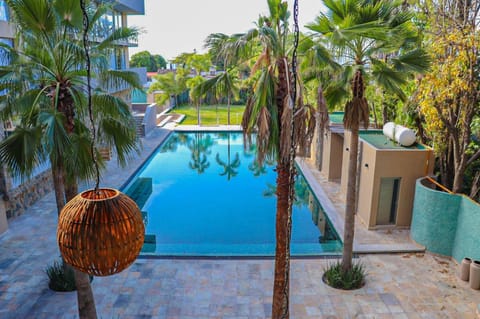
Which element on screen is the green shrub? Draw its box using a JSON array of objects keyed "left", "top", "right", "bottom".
[
  {"left": 323, "top": 261, "right": 366, "bottom": 290},
  {"left": 46, "top": 260, "right": 77, "bottom": 292}
]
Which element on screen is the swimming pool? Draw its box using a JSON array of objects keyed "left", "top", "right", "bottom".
[{"left": 123, "top": 131, "right": 342, "bottom": 256}]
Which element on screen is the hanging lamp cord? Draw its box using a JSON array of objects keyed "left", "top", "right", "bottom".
[{"left": 80, "top": 0, "right": 101, "bottom": 191}]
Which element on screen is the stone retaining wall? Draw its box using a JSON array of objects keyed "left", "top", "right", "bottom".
[{"left": 5, "top": 170, "right": 53, "bottom": 218}]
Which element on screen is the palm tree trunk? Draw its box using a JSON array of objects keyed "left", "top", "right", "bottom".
[
  {"left": 73, "top": 268, "right": 97, "bottom": 319},
  {"left": 227, "top": 96, "right": 231, "bottom": 126},
  {"left": 64, "top": 180, "right": 78, "bottom": 202},
  {"left": 342, "top": 127, "right": 359, "bottom": 272},
  {"left": 316, "top": 117, "right": 325, "bottom": 170},
  {"left": 63, "top": 174, "right": 98, "bottom": 319},
  {"left": 197, "top": 102, "right": 201, "bottom": 126},
  {"left": 272, "top": 163, "right": 292, "bottom": 319},
  {"left": 51, "top": 161, "right": 65, "bottom": 216},
  {"left": 316, "top": 85, "right": 328, "bottom": 170}
]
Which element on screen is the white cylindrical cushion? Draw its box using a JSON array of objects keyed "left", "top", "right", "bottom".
[
  {"left": 382, "top": 122, "right": 416, "bottom": 147},
  {"left": 383, "top": 122, "right": 396, "bottom": 140},
  {"left": 395, "top": 126, "right": 416, "bottom": 147}
]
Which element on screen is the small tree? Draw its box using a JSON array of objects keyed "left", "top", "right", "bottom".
[{"left": 187, "top": 75, "right": 206, "bottom": 125}]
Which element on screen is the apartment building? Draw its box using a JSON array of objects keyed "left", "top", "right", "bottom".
[{"left": 0, "top": 0, "right": 146, "bottom": 230}]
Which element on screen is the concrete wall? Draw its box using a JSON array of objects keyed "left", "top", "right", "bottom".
[
  {"left": 359, "top": 148, "right": 435, "bottom": 228},
  {"left": 357, "top": 140, "right": 377, "bottom": 227},
  {"left": 0, "top": 21, "right": 14, "bottom": 39},
  {"left": 321, "top": 131, "right": 343, "bottom": 181},
  {"left": 143, "top": 104, "right": 158, "bottom": 135},
  {"left": 340, "top": 130, "right": 352, "bottom": 197},
  {"left": 411, "top": 178, "right": 480, "bottom": 262}
]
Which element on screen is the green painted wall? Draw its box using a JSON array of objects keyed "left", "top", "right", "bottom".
[
  {"left": 411, "top": 178, "right": 480, "bottom": 262},
  {"left": 132, "top": 89, "right": 147, "bottom": 103},
  {"left": 452, "top": 198, "right": 480, "bottom": 262}
]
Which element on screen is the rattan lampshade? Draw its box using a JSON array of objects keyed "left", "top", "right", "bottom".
[{"left": 57, "top": 188, "right": 145, "bottom": 276}]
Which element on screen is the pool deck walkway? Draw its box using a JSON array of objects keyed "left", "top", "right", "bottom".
[{"left": 0, "top": 126, "right": 479, "bottom": 318}]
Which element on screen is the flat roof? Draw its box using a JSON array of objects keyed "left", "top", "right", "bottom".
[
  {"left": 329, "top": 112, "right": 344, "bottom": 125},
  {"left": 359, "top": 130, "right": 426, "bottom": 150}
]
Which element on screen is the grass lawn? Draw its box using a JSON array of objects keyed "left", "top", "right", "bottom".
[{"left": 169, "top": 104, "right": 245, "bottom": 125}]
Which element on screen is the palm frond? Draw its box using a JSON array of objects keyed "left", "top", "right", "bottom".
[
  {"left": 99, "top": 69, "right": 143, "bottom": 91},
  {"left": 96, "top": 27, "right": 139, "bottom": 51},
  {"left": 0, "top": 125, "right": 45, "bottom": 178},
  {"left": 6, "top": 0, "right": 56, "bottom": 36},
  {"left": 97, "top": 117, "right": 139, "bottom": 167}
]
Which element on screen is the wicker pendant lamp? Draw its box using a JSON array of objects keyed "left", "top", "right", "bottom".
[
  {"left": 57, "top": 188, "right": 145, "bottom": 276},
  {"left": 56, "top": 0, "right": 144, "bottom": 277}
]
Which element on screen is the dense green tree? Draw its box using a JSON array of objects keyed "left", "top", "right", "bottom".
[
  {"left": 0, "top": 0, "right": 141, "bottom": 318},
  {"left": 416, "top": 0, "right": 480, "bottom": 194},
  {"left": 130, "top": 50, "right": 166, "bottom": 71},
  {"left": 153, "top": 54, "right": 167, "bottom": 69},
  {"left": 307, "top": 0, "right": 429, "bottom": 272},
  {"left": 148, "top": 70, "right": 188, "bottom": 107}
]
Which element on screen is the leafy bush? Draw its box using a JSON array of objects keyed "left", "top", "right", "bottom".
[
  {"left": 46, "top": 260, "right": 77, "bottom": 292},
  {"left": 323, "top": 261, "right": 366, "bottom": 290}
]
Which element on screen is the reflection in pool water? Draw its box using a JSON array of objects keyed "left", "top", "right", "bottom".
[{"left": 124, "top": 131, "right": 342, "bottom": 256}]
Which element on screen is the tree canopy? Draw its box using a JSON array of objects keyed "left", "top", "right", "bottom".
[{"left": 130, "top": 50, "right": 166, "bottom": 71}]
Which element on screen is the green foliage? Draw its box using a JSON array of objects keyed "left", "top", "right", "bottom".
[
  {"left": 323, "top": 261, "right": 366, "bottom": 290},
  {"left": 149, "top": 72, "right": 187, "bottom": 106},
  {"left": 46, "top": 260, "right": 76, "bottom": 292},
  {"left": 306, "top": 0, "right": 429, "bottom": 110},
  {"left": 46, "top": 260, "right": 94, "bottom": 292},
  {"left": 130, "top": 50, "right": 166, "bottom": 72}
]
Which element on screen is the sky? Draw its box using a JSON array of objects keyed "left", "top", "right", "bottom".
[{"left": 128, "top": 0, "right": 324, "bottom": 61}]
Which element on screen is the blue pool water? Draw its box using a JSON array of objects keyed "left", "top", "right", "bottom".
[{"left": 123, "top": 131, "right": 342, "bottom": 256}]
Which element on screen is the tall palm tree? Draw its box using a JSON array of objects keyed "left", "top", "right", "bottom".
[
  {"left": 203, "top": 33, "right": 242, "bottom": 125},
  {"left": 186, "top": 75, "right": 205, "bottom": 125},
  {"left": 215, "top": 133, "right": 241, "bottom": 180},
  {"left": 307, "top": 0, "right": 430, "bottom": 272},
  {"left": 237, "top": 1, "right": 315, "bottom": 317},
  {"left": 0, "top": 1, "right": 142, "bottom": 318},
  {"left": 188, "top": 132, "right": 213, "bottom": 174},
  {"left": 298, "top": 36, "right": 340, "bottom": 170},
  {"left": 196, "top": 69, "right": 239, "bottom": 125}
]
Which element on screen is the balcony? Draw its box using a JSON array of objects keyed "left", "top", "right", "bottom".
[{"left": 103, "top": 0, "right": 144, "bottom": 15}]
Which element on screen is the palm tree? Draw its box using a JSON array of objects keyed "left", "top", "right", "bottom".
[
  {"left": 203, "top": 33, "right": 241, "bottom": 125},
  {"left": 196, "top": 69, "right": 239, "bottom": 125},
  {"left": 306, "top": 0, "right": 430, "bottom": 272},
  {"left": 148, "top": 71, "right": 187, "bottom": 107},
  {"left": 186, "top": 75, "right": 206, "bottom": 125},
  {"left": 298, "top": 36, "right": 340, "bottom": 170},
  {"left": 0, "top": 1, "right": 142, "bottom": 318},
  {"left": 188, "top": 133, "right": 213, "bottom": 174},
  {"left": 215, "top": 133, "right": 241, "bottom": 180},
  {"left": 237, "top": 1, "right": 315, "bottom": 317}
]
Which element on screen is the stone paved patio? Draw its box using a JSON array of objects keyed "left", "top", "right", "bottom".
[{"left": 0, "top": 127, "right": 478, "bottom": 318}]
